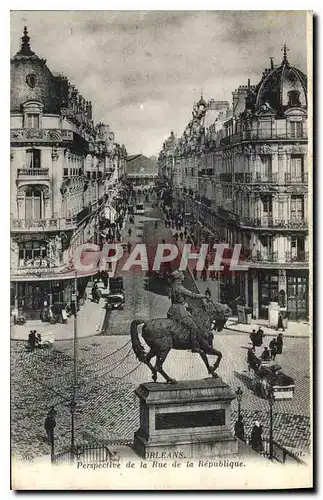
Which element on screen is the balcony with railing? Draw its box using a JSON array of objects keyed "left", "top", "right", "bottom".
[
  {"left": 219, "top": 173, "right": 233, "bottom": 183},
  {"left": 250, "top": 250, "right": 278, "bottom": 263},
  {"left": 17, "top": 168, "right": 50, "bottom": 178},
  {"left": 11, "top": 217, "right": 77, "bottom": 232},
  {"left": 220, "top": 128, "right": 308, "bottom": 146},
  {"left": 285, "top": 173, "right": 308, "bottom": 184},
  {"left": 285, "top": 251, "right": 309, "bottom": 263},
  {"left": 240, "top": 217, "right": 308, "bottom": 230},
  {"left": 234, "top": 172, "right": 278, "bottom": 183}
]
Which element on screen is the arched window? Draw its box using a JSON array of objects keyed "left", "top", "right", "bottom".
[{"left": 25, "top": 188, "right": 43, "bottom": 219}]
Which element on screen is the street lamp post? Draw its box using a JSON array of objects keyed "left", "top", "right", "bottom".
[
  {"left": 235, "top": 386, "right": 244, "bottom": 420},
  {"left": 70, "top": 271, "right": 78, "bottom": 461},
  {"left": 267, "top": 386, "right": 275, "bottom": 459}
]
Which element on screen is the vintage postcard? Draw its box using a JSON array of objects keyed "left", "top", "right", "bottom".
[{"left": 10, "top": 10, "right": 313, "bottom": 490}]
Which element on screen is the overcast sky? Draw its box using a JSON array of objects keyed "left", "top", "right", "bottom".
[{"left": 11, "top": 11, "right": 308, "bottom": 156}]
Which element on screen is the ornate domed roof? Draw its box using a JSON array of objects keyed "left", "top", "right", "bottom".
[
  {"left": 255, "top": 45, "right": 307, "bottom": 115},
  {"left": 197, "top": 94, "right": 207, "bottom": 108},
  {"left": 11, "top": 27, "right": 61, "bottom": 114}
]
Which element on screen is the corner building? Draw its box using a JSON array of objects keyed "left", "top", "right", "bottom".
[
  {"left": 10, "top": 28, "right": 127, "bottom": 319},
  {"left": 158, "top": 47, "right": 309, "bottom": 320}
]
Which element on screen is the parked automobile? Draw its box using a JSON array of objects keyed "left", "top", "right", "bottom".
[{"left": 106, "top": 277, "right": 125, "bottom": 310}]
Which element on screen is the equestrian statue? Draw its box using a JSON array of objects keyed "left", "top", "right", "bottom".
[{"left": 131, "top": 270, "right": 232, "bottom": 384}]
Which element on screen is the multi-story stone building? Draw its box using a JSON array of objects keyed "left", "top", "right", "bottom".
[
  {"left": 126, "top": 154, "right": 158, "bottom": 192},
  {"left": 10, "top": 28, "right": 127, "bottom": 319},
  {"left": 158, "top": 46, "right": 309, "bottom": 320}
]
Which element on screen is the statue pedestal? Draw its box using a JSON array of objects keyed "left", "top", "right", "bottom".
[{"left": 134, "top": 378, "right": 238, "bottom": 459}]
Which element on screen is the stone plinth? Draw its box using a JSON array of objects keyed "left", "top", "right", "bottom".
[{"left": 134, "top": 377, "right": 238, "bottom": 459}]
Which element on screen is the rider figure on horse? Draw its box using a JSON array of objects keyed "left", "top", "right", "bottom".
[{"left": 168, "top": 269, "right": 208, "bottom": 353}]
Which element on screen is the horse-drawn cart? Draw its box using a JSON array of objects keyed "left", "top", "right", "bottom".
[{"left": 248, "top": 351, "right": 295, "bottom": 400}]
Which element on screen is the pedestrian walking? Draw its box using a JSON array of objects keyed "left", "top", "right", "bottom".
[
  {"left": 127, "top": 242, "right": 132, "bottom": 254},
  {"left": 44, "top": 407, "right": 56, "bottom": 444},
  {"left": 250, "top": 421, "right": 263, "bottom": 453},
  {"left": 250, "top": 329, "right": 257, "bottom": 351},
  {"left": 276, "top": 311, "right": 285, "bottom": 332},
  {"left": 269, "top": 338, "right": 278, "bottom": 360},
  {"left": 128, "top": 227, "right": 132, "bottom": 237},
  {"left": 261, "top": 346, "right": 271, "bottom": 361},
  {"left": 235, "top": 416, "right": 245, "bottom": 441},
  {"left": 205, "top": 287, "right": 211, "bottom": 299},
  {"left": 179, "top": 231, "right": 183, "bottom": 241},
  {"left": 184, "top": 228, "right": 187, "bottom": 238},
  {"left": 174, "top": 232, "right": 178, "bottom": 242},
  {"left": 210, "top": 270, "right": 216, "bottom": 281},
  {"left": 201, "top": 268, "right": 207, "bottom": 281},
  {"left": 276, "top": 333, "right": 283, "bottom": 354}
]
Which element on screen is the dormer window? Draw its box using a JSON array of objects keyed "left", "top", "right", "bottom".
[
  {"left": 288, "top": 90, "right": 301, "bottom": 108},
  {"left": 26, "top": 113, "right": 39, "bottom": 128},
  {"left": 290, "top": 121, "right": 303, "bottom": 139},
  {"left": 22, "top": 101, "right": 43, "bottom": 129}
]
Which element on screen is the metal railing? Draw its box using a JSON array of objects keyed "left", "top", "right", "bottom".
[
  {"left": 250, "top": 250, "right": 278, "bottom": 263},
  {"left": 240, "top": 217, "right": 308, "bottom": 229},
  {"left": 234, "top": 173, "right": 278, "bottom": 183},
  {"left": 17, "top": 168, "right": 49, "bottom": 176},
  {"left": 220, "top": 129, "right": 308, "bottom": 146},
  {"left": 53, "top": 444, "right": 116, "bottom": 465},
  {"left": 262, "top": 439, "right": 307, "bottom": 465},
  {"left": 11, "top": 217, "right": 77, "bottom": 231},
  {"left": 285, "top": 173, "right": 308, "bottom": 184},
  {"left": 285, "top": 251, "right": 309, "bottom": 263},
  {"left": 219, "top": 173, "right": 233, "bottom": 183}
]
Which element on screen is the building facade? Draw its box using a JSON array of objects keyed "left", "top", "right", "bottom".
[
  {"left": 126, "top": 154, "right": 158, "bottom": 192},
  {"left": 158, "top": 47, "right": 309, "bottom": 320},
  {"left": 10, "top": 28, "right": 127, "bottom": 319}
]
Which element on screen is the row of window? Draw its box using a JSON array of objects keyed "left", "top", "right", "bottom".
[{"left": 180, "top": 155, "right": 305, "bottom": 179}]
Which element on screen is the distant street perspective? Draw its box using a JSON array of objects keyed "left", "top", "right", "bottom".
[{"left": 10, "top": 11, "right": 311, "bottom": 476}]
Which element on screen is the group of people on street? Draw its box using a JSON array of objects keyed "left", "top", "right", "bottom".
[
  {"left": 249, "top": 328, "right": 284, "bottom": 366},
  {"left": 234, "top": 418, "right": 264, "bottom": 454}
]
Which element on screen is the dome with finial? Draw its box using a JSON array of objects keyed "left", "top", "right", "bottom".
[
  {"left": 255, "top": 44, "right": 307, "bottom": 116},
  {"left": 11, "top": 27, "right": 60, "bottom": 114},
  {"left": 197, "top": 94, "right": 207, "bottom": 108}
]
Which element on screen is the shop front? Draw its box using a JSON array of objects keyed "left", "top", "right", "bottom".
[
  {"left": 11, "top": 275, "right": 91, "bottom": 320},
  {"left": 286, "top": 270, "right": 309, "bottom": 320},
  {"left": 256, "top": 269, "right": 308, "bottom": 321}
]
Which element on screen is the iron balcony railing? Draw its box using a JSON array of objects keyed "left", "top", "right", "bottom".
[
  {"left": 285, "top": 173, "right": 308, "bottom": 184},
  {"left": 250, "top": 250, "right": 278, "bottom": 263},
  {"left": 17, "top": 168, "right": 50, "bottom": 177},
  {"left": 220, "top": 129, "right": 308, "bottom": 146},
  {"left": 240, "top": 217, "right": 308, "bottom": 229},
  {"left": 11, "top": 217, "right": 77, "bottom": 231},
  {"left": 285, "top": 250, "right": 309, "bottom": 263},
  {"left": 234, "top": 172, "right": 278, "bottom": 183},
  {"left": 219, "top": 173, "right": 233, "bottom": 183}
]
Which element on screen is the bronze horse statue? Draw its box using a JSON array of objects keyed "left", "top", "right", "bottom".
[{"left": 130, "top": 300, "right": 232, "bottom": 384}]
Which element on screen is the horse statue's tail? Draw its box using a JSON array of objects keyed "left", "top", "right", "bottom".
[{"left": 130, "top": 319, "right": 147, "bottom": 362}]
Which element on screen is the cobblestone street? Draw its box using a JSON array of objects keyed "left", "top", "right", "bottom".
[
  {"left": 11, "top": 207, "right": 311, "bottom": 461},
  {"left": 11, "top": 330, "right": 310, "bottom": 460}
]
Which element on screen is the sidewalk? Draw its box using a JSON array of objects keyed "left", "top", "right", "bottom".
[
  {"left": 167, "top": 227, "right": 310, "bottom": 340},
  {"left": 11, "top": 293, "right": 107, "bottom": 341},
  {"left": 11, "top": 215, "right": 135, "bottom": 342}
]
